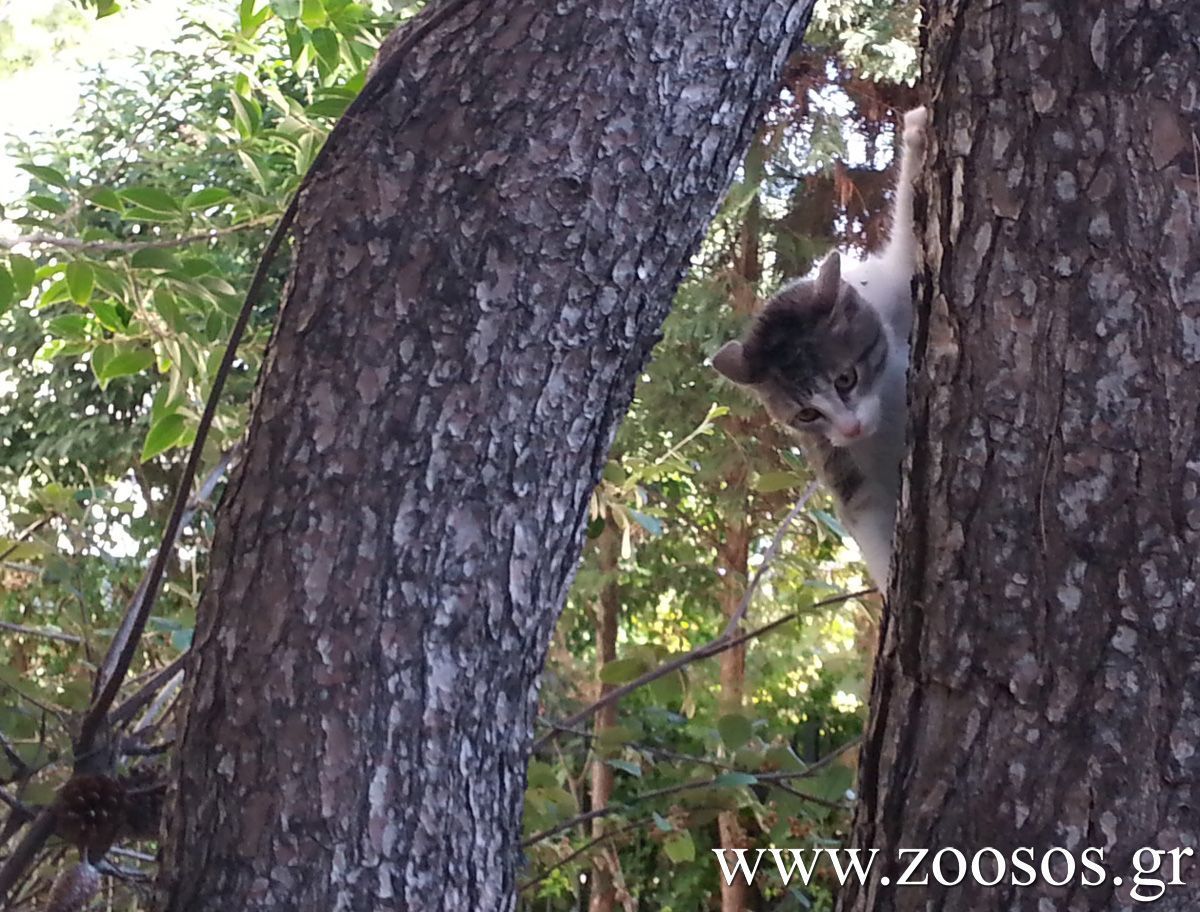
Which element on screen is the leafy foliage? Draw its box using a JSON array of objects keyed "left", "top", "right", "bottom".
[{"left": 0, "top": 1, "right": 916, "bottom": 908}]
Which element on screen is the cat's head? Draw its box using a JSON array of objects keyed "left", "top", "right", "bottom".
[{"left": 712, "top": 253, "right": 890, "bottom": 448}]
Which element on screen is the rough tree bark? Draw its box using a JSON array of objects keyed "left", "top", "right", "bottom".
[
  {"left": 841, "top": 2, "right": 1200, "bottom": 911},
  {"left": 157, "top": 2, "right": 814, "bottom": 910}
]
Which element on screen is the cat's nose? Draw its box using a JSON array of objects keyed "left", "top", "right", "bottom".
[{"left": 841, "top": 419, "right": 863, "bottom": 439}]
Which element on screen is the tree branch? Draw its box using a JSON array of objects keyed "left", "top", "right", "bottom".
[
  {"left": 534, "top": 586, "right": 873, "bottom": 751},
  {"left": 0, "top": 218, "right": 274, "bottom": 254}
]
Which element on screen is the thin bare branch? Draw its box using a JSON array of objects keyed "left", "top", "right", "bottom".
[
  {"left": 533, "top": 587, "right": 873, "bottom": 751},
  {"left": 82, "top": 446, "right": 236, "bottom": 747},
  {"left": 721, "top": 481, "right": 817, "bottom": 636},
  {"left": 519, "top": 817, "right": 649, "bottom": 893},
  {"left": 0, "top": 621, "right": 82, "bottom": 646},
  {"left": 0, "top": 218, "right": 274, "bottom": 254}
]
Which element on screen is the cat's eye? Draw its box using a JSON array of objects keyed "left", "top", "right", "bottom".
[
  {"left": 795, "top": 407, "right": 823, "bottom": 423},
  {"left": 835, "top": 368, "right": 857, "bottom": 393}
]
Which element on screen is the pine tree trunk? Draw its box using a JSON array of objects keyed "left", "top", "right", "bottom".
[
  {"left": 156, "top": 2, "right": 814, "bottom": 910},
  {"left": 840, "top": 2, "right": 1200, "bottom": 910}
]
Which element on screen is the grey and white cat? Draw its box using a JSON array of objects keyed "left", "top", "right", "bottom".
[{"left": 711, "top": 107, "right": 926, "bottom": 589}]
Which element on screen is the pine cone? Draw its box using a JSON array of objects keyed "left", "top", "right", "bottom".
[
  {"left": 54, "top": 775, "right": 127, "bottom": 855},
  {"left": 44, "top": 861, "right": 102, "bottom": 912},
  {"left": 118, "top": 767, "right": 165, "bottom": 840}
]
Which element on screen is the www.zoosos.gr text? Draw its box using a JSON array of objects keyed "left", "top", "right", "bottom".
[{"left": 712, "top": 846, "right": 1195, "bottom": 903}]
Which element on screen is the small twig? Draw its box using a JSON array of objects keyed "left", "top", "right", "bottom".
[
  {"left": 0, "top": 514, "right": 55, "bottom": 564},
  {"left": 519, "top": 817, "right": 649, "bottom": 893},
  {"left": 108, "top": 653, "right": 188, "bottom": 730},
  {"left": 0, "top": 218, "right": 274, "bottom": 254},
  {"left": 722, "top": 481, "right": 817, "bottom": 636},
  {"left": 107, "top": 847, "right": 156, "bottom": 863},
  {"left": 533, "top": 588, "right": 873, "bottom": 751},
  {"left": 130, "top": 667, "right": 183, "bottom": 735},
  {"left": 766, "top": 779, "right": 846, "bottom": 810}
]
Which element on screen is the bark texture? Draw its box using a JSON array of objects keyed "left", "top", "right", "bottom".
[
  {"left": 158, "top": 2, "right": 814, "bottom": 910},
  {"left": 840, "top": 2, "right": 1200, "bottom": 910}
]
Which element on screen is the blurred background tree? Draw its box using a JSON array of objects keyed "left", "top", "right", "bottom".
[{"left": 0, "top": 1, "right": 915, "bottom": 908}]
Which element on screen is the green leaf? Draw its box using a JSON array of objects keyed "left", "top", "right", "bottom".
[
  {"left": 599, "top": 657, "right": 645, "bottom": 685},
  {"left": 9, "top": 254, "right": 35, "bottom": 299},
  {"left": 717, "top": 713, "right": 754, "bottom": 751},
  {"left": 713, "top": 771, "right": 759, "bottom": 788},
  {"left": 130, "top": 248, "right": 181, "bottom": 271},
  {"left": 628, "top": 508, "right": 663, "bottom": 536},
  {"left": 48, "top": 314, "right": 90, "bottom": 340},
  {"left": 90, "top": 341, "right": 115, "bottom": 382},
  {"left": 311, "top": 27, "right": 340, "bottom": 68},
  {"left": 141, "top": 413, "right": 187, "bottom": 461},
  {"left": 229, "top": 92, "right": 262, "bottom": 138},
  {"left": 180, "top": 257, "right": 218, "bottom": 277},
  {"left": 27, "top": 194, "right": 66, "bottom": 214},
  {"left": 183, "top": 188, "right": 232, "bottom": 209},
  {"left": 66, "top": 262, "right": 94, "bottom": 305},
  {"left": 38, "top": 278, "right": 72, "bottom": 308},
  {"left": 605, "top": 759, "right": 642, "bottom": 777},
  {"left": 237, "top": 151, "right": 269, "bottom": 190},
  {"left": 0, "top": 267, "right": 13, "bottom": 315},
  {"left": 19, "top": 164, "right": 70, "bottom": 189},
  {"left": 153, "top": 288, "right": 185, "bottom": 332},
  {"left": 89, "top": 299, "right": 127, "bottom": 332},
  {"left": 663, "top": 831, "right": 696, "bottom": 864},
  {"left": 812, "top": 508, "right": 847, "bottom": 539},
  {"left": 301, "top": 0, "right": 326, "bottom": 27},
  {"left": 99, "top": 346, "right": 155, "bottom": 383},
  {"left": 647, "top": 669, "right": 683, "bottom": 705},
  {"left": 755, "top": 471, "right": 802, "bottom": 493},
  {"left": 526, "top": 760, "right": 557, "bottom": 789},
  {"left": 85, "top": 187, "right": 125, "bottom": 212},
  {"left": 239, "top": 0, "right": 271, "bottom": 35},
  {"left": 270, "top": 0, "right": 301, "bottom": 18},
  {"left": 305, "top": 96, "right": 351, "bottom": 119},
  {"left": 120, "top": 186, "right": 181, "bottom": 215}
]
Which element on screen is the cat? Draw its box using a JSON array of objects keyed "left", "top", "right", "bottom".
[{"left": 711, "top": 107, "right": 926, "bottom": 590}]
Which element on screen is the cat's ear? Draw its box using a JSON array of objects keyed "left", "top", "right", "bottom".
[
  {"left": 815, "top": 252, "right": 841, "bottom": 306},
  {"left": 711, "top": 340, "right": 755, "bottom": 385}
]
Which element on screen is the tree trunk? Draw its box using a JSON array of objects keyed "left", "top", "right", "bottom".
[
  {"left": 717, "top": 155, "right": 761, "bottom": 912},
  {"left": 840, "top": 2, "right": 1200, "bottom": 910},
  {"left": 588, "top": 525, "right": 621, "bottom": 912},
  {"left": 157, "top": 2, "right": 814, "bottom": 910},
  {"left": 717, "top": 518, "right": 751, "bottom": 912}
]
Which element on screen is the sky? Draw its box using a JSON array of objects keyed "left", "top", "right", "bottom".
[{"left": 0, "top": 0, "right": 190, "bottom": 202}]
